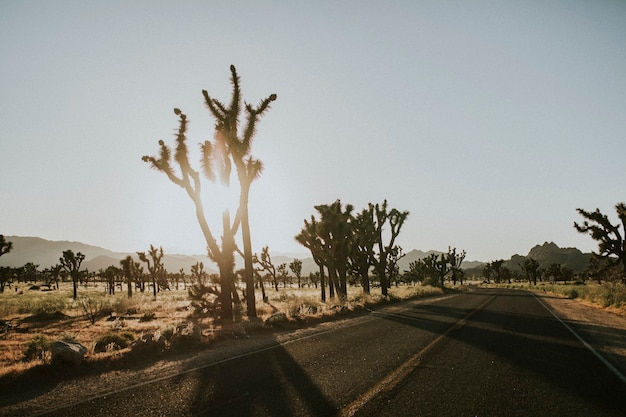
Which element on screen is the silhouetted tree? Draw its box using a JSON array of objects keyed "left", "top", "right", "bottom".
[
  {"left": 485, "top": 259, "right": 506, "bottom": 283},
  {"left": 519, "top": 258, "right": 541, "bottom": 285},
  {"left": 350, "top": 205, "right": 378, "bottom": 294},
  {"left": 143, "top": 67, "right": 276, "bottom": 320},
  {"left": 315, "top": 200, "right": 354, "bottom": 299},
  {"left": 0, "top": 267, "right": 14, "bottom": 293},
  {"left": 137, "top": 245, "right": 165, "bottom": 297},
  {"left": 370, "top": 200, "right": 409, "bottom": 296},
  {"left": 296, "top": 216, "right": 328, "bottom": 301},
  {"left": 405, "top": 258, "right": 429, "bottom": 285},
  {"left": 203, "top": 65, "right": 276, "bottom": 319},
  {"left": 0, "top": 235, "right": 12, "bottom": 258},
  {"left": 60, "top": 250, "right": 85, "bottom": 299},
  {"left": 191, "top": 261, "right": 208, "bottom": 285},
  {"left": 289, "top": 258, "right": 303, "bottom": 288},
  {"left": 448, "top": 247, "right": 466, "bottom": 285},
  {"left": 120, "top": 256, "right": 135, "bottom": 298},
  {"left": 103, "top": 266, "right": 122, "bottom": 295},
  {"left": 253, "top": 246, "right": 279, "bottom": 291},
  {"left": 575, "top": 202, "right": 626, "bottom": 282}
]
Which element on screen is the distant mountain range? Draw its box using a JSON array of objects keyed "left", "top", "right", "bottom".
[
  {"left": 0, "top": 236, "right": 220, "bottom": 274},
  {"left": 0, "top": 236, "right": 591, "bottom": 276}
]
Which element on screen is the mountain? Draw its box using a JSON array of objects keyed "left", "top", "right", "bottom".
[
  {"left": 520, "top": 241, "right": 590, "bottom": 272},
  {"left": 0, "top": 236, "right": 590, "bottom": 277},
  {"left": 0, "top": 236, "right": 218, "bottom": 274},
  {"left": 0, "top": 236, "right": 129, "bottom": 269},
  {"left": 496, "top": 242, "right": 591, "bottom": 274}
]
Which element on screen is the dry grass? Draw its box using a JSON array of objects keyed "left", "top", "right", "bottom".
[
  {"left": 485, "top": 281, "right": 626, "bottom": 316},
  {"left": 0, "top": 282, "right": 443, "bottom": 377}
]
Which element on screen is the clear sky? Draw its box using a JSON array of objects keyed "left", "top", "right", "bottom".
[{"left": 1, "top": 1, "right": 625, "bottom": 262}]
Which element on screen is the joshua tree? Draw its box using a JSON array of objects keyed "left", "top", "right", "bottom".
[
  {"left": 314, "top": 200, "right": 354, "bottom": 299},
  {"left": 253, "top": 246, "right": 279, "bottom": 292},
  {"left": 143, "top": 66, "right": 276, "bottom": 320},
  {"left": 370, "top": 200, "right": 409, "bottom": 296},
  {"left": 575, "top": 202, "right": 626, "bottom": 281},
  {"left": 350, "top": 205, "right": 379, "bottom": 294},
  {"left": 447, "top": 247, "right": 466, "bottom": 285},
  {"left": 137, "top": 245, "right": 166, "bottom": 297},
  {"left": 203, "top": 65, "right": 276, "bottom": 319},
  {"left": 60, "top": 250, "right": 85, "bottom": 299},
  {"left": 120, "top": 256, "right": 136, "bottom": 298},
  {"left": 0, "top": 235, "right": 12, "bottom": 258},
  {"left": 296, "top": 216, "right": 328, "bottom": 301},
  {"left": 289, "top": 258, "right": 303, "bottom": 288},
  {"left": 0, "top": 236, "right": 14, "bottom": 293},
  {"left": 519, "top": 258, "right": 541, "bottom": 285}
]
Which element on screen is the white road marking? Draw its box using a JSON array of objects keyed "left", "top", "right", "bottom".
[{"left": 533, "top": 292, "right": 626, "bottom": 386}]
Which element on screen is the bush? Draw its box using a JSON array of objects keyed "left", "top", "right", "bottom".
[
  {"left": 169, "top": 321, "right": 201, "bottom": 351},
  {"left": 94, "top": 331, "right": 135, "bottom": 353},
  {"left": 24, "top": 334, "right": 52, "bottom": 362},
  {"left": 139, "top": 311, "right": 156, "bottom": 322},
  {"left": 79, "top": 296, "right": 106, "bottom": 325}
]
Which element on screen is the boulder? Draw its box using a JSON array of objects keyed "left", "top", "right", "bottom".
[
  {"left": 264, "top": 311, "right": 288, "bottom": 326},
  {"left": 130, "top": 333, "right": 166, "bottom": 353},
  {"left": 51, "top": 340, "right": 88, "bottom": 366}
]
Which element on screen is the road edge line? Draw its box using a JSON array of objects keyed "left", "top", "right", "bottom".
[{"left": 532, "top": 292, "right": 626, "bottom": 386}]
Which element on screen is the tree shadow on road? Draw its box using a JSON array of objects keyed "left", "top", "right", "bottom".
[
  {"left": 374, "top": 288, "right": 626, "bottom": 415},
  {"left": 173, "top": 340, "right": 338, "bottom": 416}
]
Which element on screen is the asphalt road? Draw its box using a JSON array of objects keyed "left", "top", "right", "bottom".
[{"left": 25, "top": 289, "right": 626, "bottom": 416}]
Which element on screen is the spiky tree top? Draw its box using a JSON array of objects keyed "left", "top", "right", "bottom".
[{"left": 575, "top": 202, "right": 626, "bottom": 272}]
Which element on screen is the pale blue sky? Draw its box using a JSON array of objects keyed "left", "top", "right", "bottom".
[{"left": 1, "top": 1, "right": 625, "bottom": 261}]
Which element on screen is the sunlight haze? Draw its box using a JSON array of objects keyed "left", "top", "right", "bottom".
[{"left": 1, "top": 1, "right": 625, "bottom": 262}]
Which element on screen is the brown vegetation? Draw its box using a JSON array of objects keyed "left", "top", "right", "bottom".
[{"left": 0, "top": 282, "right": 444, "bottom": 378}]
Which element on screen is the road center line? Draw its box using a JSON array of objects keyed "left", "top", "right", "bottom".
[
  {"left": 339, "top": 293, "right": 496, "bottom": 417},
  {"left": 532, "top": 292, "right": 626, "bottom": 386}
]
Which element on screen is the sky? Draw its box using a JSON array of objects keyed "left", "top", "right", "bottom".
[{"left": 1, "top": 1, "right": 625, "bottom": 262}]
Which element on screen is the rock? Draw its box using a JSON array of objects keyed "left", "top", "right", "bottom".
[
  {"left": 51, "top": 340, "right": 87, "bottom": 366},
  {"left": 264, "top": 311, "right": 288, "bottom": 326},
  {"left": 130, "top": 333, "right": 166, "bottom": 353}
]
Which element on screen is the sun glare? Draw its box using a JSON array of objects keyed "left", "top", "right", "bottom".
[{"left": 208, "top": 182, "right": 240, "bottom": 215}]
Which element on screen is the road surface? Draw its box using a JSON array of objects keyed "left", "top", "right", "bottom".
[{"left": 5, "top": 288, "right": 626, "bottom": 416}]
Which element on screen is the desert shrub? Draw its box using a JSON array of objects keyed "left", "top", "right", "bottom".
[
  {"left": 169, "top": 321, "right": 201, "bottom": 351},
  {"left": 161, "top": 325, "right": 175, "bottom": 341},
  {"left": 79, "top": 296, "right": 106, "bottom": 324},
  {"left": 110, "top": 295, "right": 141, "bottom": 315},
  {"left": 94, "top": 331, "right": 135, "bottom": 353},
  {"left": 566, "top": 288, "right": 579, "bottom": 299},
  {"left": 188, "top": 283, "right": 220, "bottom": 317},
  {"left": 24, "top": 334, "right": 52, "bottom": 362},
  {"left": 140, "top": 311, "right": 156, "bottom": 322},
  {"left": 284, "top": 295, "right": 321, "bottom": 319}
]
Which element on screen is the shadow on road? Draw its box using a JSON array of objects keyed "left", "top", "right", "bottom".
[
  {"left": 374, "top": 288, "right": 626, "bottom": 413},
  {"left": 176, "top": 341, "right": 337, "bottom": 416}
]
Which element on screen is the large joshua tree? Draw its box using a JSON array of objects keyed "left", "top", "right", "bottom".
[
  {"left": 143, "top": 66, "right": 276, "bottom": 320},
  {"left": 296, "top": 216, "right": 329, "bottom": 301},
  {"left": 202, "top": 65, "right": 276, "bottom": 319},
  {"left": 60, "top": 249, "right": 85, "bottom": 299},
  {"left": 370, "top": 200, "right": 409, "bottom": 296},
  {"left": 575, "top": 202, "right": 626, "bottom": 281}
]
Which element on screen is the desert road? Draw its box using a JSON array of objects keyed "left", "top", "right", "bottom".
[{"left": 14, "top": 289, "right": 626, "bottom": 416}]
